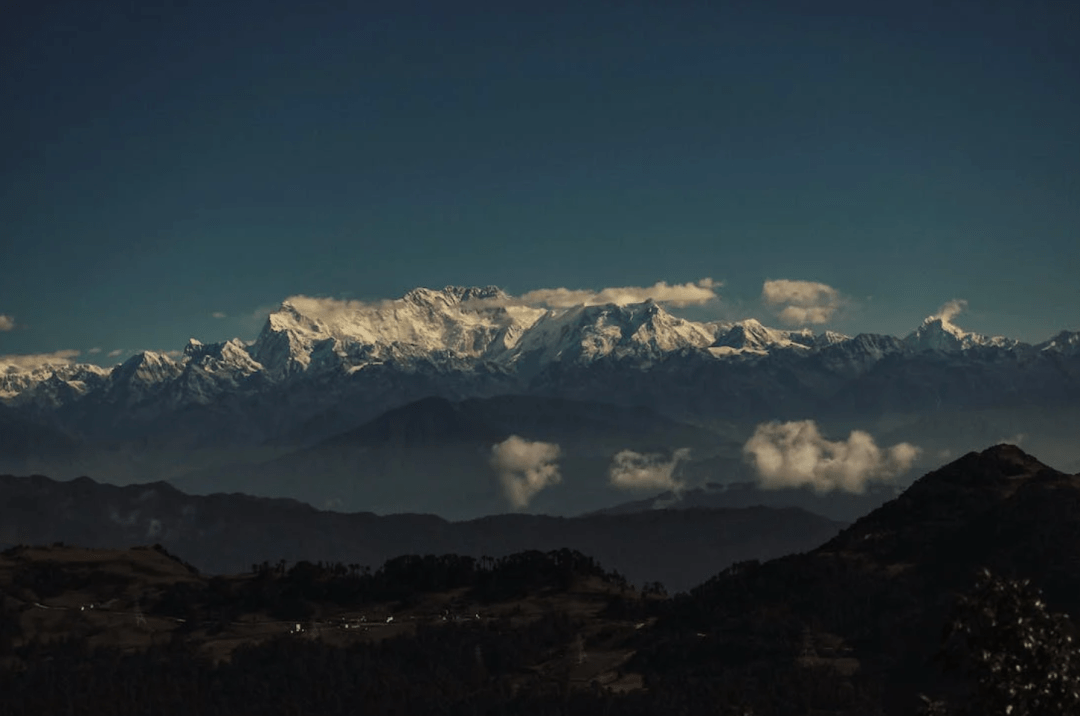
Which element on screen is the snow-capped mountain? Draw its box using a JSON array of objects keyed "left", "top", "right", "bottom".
[
  {"left": 903, "top": 315, "right": 1019, "bottom": 353},
  {"left": 1, "top": 286, "right": 1078, "bottom": 452},
  {"left": 709, "top": 319, "right": 818, "bottom": 356},
  {"left": 1036, "top": 330, "right": 1080, "bottom": 356},
  {"left": 248, "top": 286, "right": 545, "bottom": 378},
  {"left": 173, "top": 339, "right": 265, "bottom": 405},
  {"left": 0, "top": 358, "right": 111, "bottom": 408},
  {"left": 509, "top": 299, "right": 715, "bottom": 372}
]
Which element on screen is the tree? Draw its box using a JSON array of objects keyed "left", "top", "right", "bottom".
[{"left": 922, "top": 568, "right": 1080, "bottom": 716}]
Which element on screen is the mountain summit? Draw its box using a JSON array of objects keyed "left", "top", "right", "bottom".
[{"left": 903, "top": 315, "right": 1018, "bottom": 352}]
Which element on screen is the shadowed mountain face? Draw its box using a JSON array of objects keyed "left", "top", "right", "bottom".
[
  {"left": 638, "top": 444, "right": 1080, "bottom": 714},
  {"left": 0, "top": 405, "right": 83, "bottom": 472},
  {"left": 0, "top": 473, "right": 844, "bottom": 593},
  {"left": 168, "top": 394, "right": 738, "bottom": 519}
]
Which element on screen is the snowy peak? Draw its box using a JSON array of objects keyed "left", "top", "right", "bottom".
[
  {"left": 711, "top": 319, "right": 812, "bottom": 353},
  {"left": 814, "top": 330, "right": 852, "bottom": 348},
  {"left": 1036, "top": 330, "right": 1080, "bottom": 356},
  {"left": 113, "top": 351, "right": 182, "bottom": 385},
  {"left": 404, "top": 285, "right": 509, "bottom": 307},
  {"left": 251, "top": 287, "right": 544, "bottom": 377},
  {"left": 511, "top": 300, "right": 714, "bottom": 367},
  {"left": 0, "top": 358, "right": 110, "bottom": 403},
  {"left": 184, "top": 338, "right": 262, "bottom": 376},
  {"left": 904, "top": 316, "right": 1018, "bottom": 353}
]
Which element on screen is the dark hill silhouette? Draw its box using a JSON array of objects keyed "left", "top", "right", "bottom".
[
  {"left": 0, "top": 472, "right": 843, "bottom": 593},
  {"left": 635, "top": 444, "right": 1080, "bottom": 714}
]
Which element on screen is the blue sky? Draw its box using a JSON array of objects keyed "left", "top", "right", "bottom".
[{"left": 1, "top": 0, "right": 1077, "bottom": 363}]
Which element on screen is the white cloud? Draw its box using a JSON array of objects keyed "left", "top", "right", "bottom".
[
  {"left": 164, "top": 350, "right": 183, "bottom": 358},
  {"left": 211, "top": 311, "right": 227, "bottom": 319},
  {"left": 520, "top": 279, "right": 719, "bottom": 308},
  {"left": 0, "top": 349, "right": 81, "bottom": 372},
  {"left": 87, "top": 347, "right": 102, "bottom": 354},
  {"left": 107, "top": 349, "right": 125, "bottom": 358},
  {"left": 608, "top": 448, "right": 691, "bottom": 491},
  {"left": 0, "top": 315, "right": 15, "bottom": 331},
  {"left": 743, "top": 420, "right": 921, "bottom": 494},
  {"left": 490, "top": 435, "right": 562, "bottom": 509},
  {"left": 932, "top": 298, "right": 967, "bottom": 324},
  {"left": 762, "top": 279, "right": 842, "bottom": 325}
]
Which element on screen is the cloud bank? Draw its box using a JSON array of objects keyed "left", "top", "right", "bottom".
[
  {"left": 762, "top": 279, "right": 842, "bottom": 325},
  {"left": 0, "top": 315, "right": 15, "bottom": 331},
  {"left": 282, "top": 279, "right": 720, "bottom": 329},
  {"left": 743, "top": 420, "right": 921, "bottom": 493},
  {"left": 0, "top": 349, "right": 81, "bottom": 372},
  {"left": 520, "top": 279, "right": 719, "bottom": 308},
  {"left": 608, "top": 448, "right": 691, "bottom": 491},
  {"left": 212, "top": 311, "right": 227, "bottom": 319},
  {"left": 490, "top": 436, "right": 562, "bottom": 508}
]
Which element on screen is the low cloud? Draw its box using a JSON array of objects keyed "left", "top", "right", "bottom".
[
  {"left": 88, "top": 347, "right": 102, "bottom": 354},
  {"left": 490, "top": 436, "right": 562, "bottom": 509},
  {"left": 743, "top": 420, "right": 921, "bottom": 493},
  {"left": 0, "top": 349, "right": 81, "bottom": 372},
  {"left": 107, "top": 349, "right": 125, "bottom": 358},
  {"left": 0, "top": 315, "right": 15, "bottom": 331},
  {"left": 762, "top": 279, "right": 842, "bottom": 325},
  {"left": 932, "top": 299, "right": 968, "bottom": 324},
  {"left": 212, "top": 311, "right": 227, "bottom": 319},
  {"left": 609, "top": 448, "right": 691, "bottom": 491},
  {"left": 520, "top": 279, "right": 720, "bottom": 309}
]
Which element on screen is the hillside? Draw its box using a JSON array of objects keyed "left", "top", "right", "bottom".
[{"left": 633, "top": 444, "right": 1080, "bottom": 714}]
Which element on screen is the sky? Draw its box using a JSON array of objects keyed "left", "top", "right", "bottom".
[{"left": 2, "top": 0, "right": 1077, "bottom": 364}]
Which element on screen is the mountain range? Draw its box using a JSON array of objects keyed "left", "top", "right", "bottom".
[
  {"left": 0, "top": 471, "right": 844, "bottom": 594},
  {"left": 2, "top": 286, "right": 1078, "bottom": 516}
]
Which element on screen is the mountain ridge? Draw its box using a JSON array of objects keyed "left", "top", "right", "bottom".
[
  {"left": 0, "top": 470, "right": 845, "bottom": 593},
  {"left": 5, "top": 286, "right": 1073, "bottom": 402},
  {"left": 2, "top": 286, "right": 1078, "bottom": 493}
]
